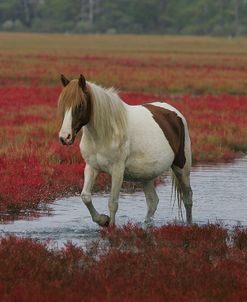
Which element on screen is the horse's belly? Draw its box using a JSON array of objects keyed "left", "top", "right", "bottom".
[{"left": 124, "top": 142, "right": 174, "bottom": 181}]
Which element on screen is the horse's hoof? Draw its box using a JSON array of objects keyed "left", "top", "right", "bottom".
[{"left": 97, "top": 214, "right": 110, "bottom": 227}]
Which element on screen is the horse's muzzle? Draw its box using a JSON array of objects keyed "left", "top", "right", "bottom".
[{"left": 59, "top": 136, "right": 74, "bottom": 145}]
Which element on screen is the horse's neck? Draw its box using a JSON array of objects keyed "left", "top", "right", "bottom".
[
  {"left": 83, "top": 121, "right": 96, "bottom": 137},
  {"left": 83, "top": 115, "right": 127, "bottom": 149}
]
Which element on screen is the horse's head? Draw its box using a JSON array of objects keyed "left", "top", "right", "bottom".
[{"left": 58, "top": 74, "right": 91, "bottom": 145}]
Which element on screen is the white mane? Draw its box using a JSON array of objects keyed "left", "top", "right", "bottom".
[{"left": 87, "top": 82, "right": 127, "bottom": 144}]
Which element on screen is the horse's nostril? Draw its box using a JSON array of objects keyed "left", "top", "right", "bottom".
[
  {"left": 66, "top": 134, "right": 71, "bottom": 140},
  {"left": 59, "top": 137, "right": 65, "bottom": 145}
]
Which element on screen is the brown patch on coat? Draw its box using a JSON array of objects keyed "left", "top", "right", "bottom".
[{"left": 143, "top": 104, "right": 186, "bottom": 169}]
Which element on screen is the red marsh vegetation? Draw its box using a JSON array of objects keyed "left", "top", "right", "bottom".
[{"left": 0, "top": 224, "right": 247, "bottom": 302}]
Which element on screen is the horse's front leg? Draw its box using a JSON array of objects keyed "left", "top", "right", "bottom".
[
  {"left": 81, "top": 164, "right": 110, "bottom": 227},
  {"left": 108, "top": 164, "right": 124, "bottom": 225}
]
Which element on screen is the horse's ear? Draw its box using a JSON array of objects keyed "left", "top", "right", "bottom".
[
  {"left": 61, "top": 74, "right": 70, "bottom": 87},
  {"left": 78, "top": 74, "right": 87, "bottom": 90}
]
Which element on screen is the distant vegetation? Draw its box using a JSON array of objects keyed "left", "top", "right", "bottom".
[{"left": 0, "top": 0, "right": 247, "bottom": 36}]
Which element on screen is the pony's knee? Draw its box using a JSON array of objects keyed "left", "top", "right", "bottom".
[{"left": 81, "top": 192, "right": 92, "bottom": 204}]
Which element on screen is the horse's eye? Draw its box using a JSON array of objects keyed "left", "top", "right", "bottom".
[{"left": 78, "top": 103, "right": 83, "bottom": 110}]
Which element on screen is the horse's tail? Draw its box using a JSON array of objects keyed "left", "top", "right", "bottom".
[{"left": 171, "top": 170, "right": 184, "bottom": 220}]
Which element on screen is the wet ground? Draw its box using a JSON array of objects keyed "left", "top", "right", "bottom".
[{"left": 1, "top": 157, "right": 246, "bottom": 248}]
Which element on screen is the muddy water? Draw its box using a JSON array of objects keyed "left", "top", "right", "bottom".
[{"left": 0, "top": 157, "right": 246, "bottom": 248}]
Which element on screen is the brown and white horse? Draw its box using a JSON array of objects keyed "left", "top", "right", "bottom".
[{"left": 58, "top": 74, "right": 193, "bottom": 226}]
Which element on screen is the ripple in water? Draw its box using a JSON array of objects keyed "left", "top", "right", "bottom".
[{"left": 0, "top": 157, "right": 246, "bottom": 248}]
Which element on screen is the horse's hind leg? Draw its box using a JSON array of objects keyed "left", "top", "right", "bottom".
[
  {"left": 172, "top": 165, "right": 193, "bottom": 224},
  {"left": 142, "top": 180, "right": 159, "bottom": 224}
]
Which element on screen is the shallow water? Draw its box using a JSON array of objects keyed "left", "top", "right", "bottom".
[{"left": 0, "top": 157, "right": 246, "bottom": 248}]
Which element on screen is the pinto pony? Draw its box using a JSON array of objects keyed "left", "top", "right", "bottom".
[{"left": 58, "top": 74, "right": 193, "bottom": 226}]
